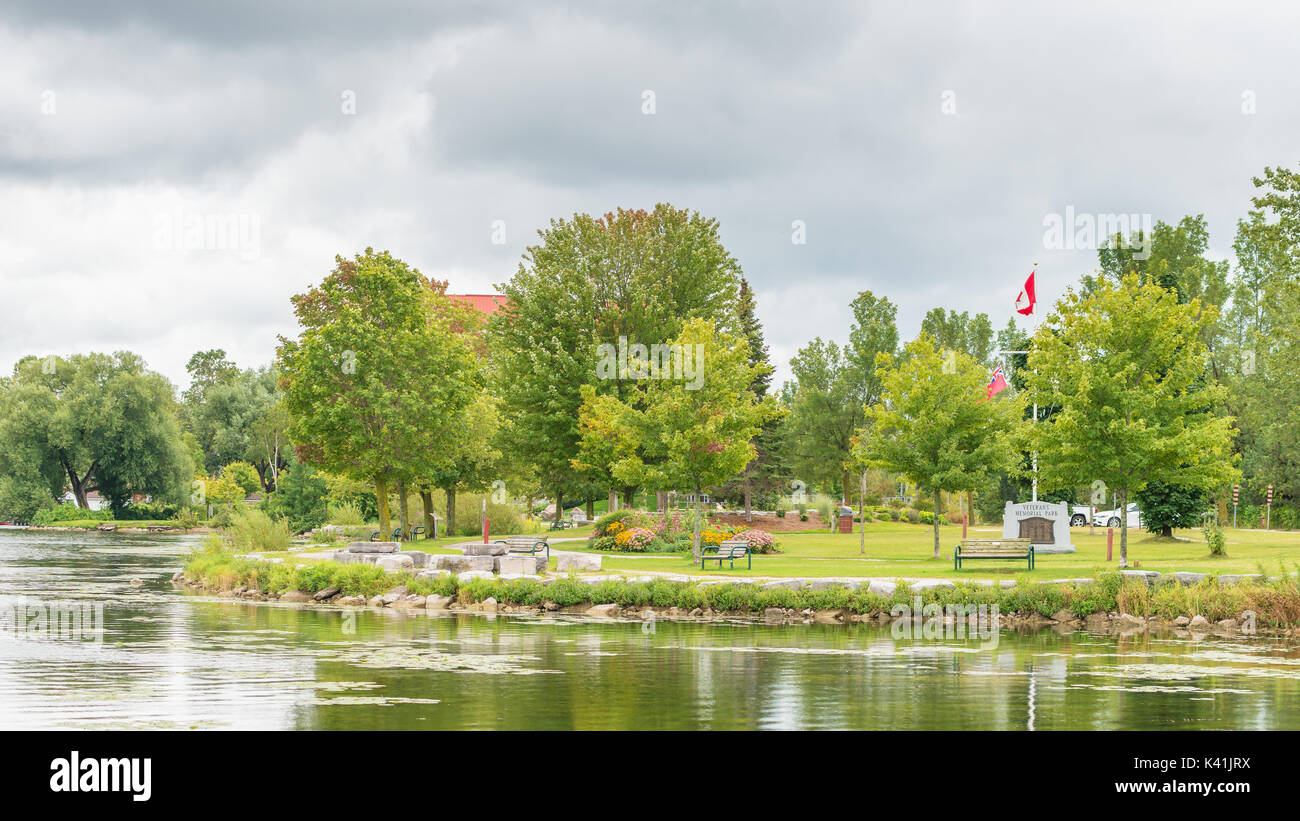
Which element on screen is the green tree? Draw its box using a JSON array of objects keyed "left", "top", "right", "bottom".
[
  {"left": 1021, "top": 274, "right": 1237, "bottom": 565},
  {"left": 856, "top": 335, "right": 1023, "bottom": 558},
  {"left": 491, "top": 204, "right": 743, "bottom": 522},
  {"left": 782, "top": 291, "right": 898, "bottom": 498},
  {"left": 920, "top": 308, "right": 995, "bottom": 364},
  {"left": 277, "top": 249, "right": 481, "bottom": 540},
  {"left": 0, "top": 352, "right": 193, "bottom": 512},
  {"left": 263, "top": 462, "right": 329, "bottom": 533},
  {"left": 575, "top": 319, "right": 776, "bottom": 556}
]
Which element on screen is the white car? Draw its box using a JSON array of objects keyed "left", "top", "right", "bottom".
[
  {"left": 1069, "top": 505, "right": 1093, "bottom": 527},
  {"left": 1092, "top": 502, "right": 1141, "bottom": 529}
]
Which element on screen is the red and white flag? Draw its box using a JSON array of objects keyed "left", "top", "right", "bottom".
[
  {"left": 1015, "top": 269, "right": 1037, "bottom": 315},
  {"left": 985, "top": 364, "right": 1009, "bottom": 400}
]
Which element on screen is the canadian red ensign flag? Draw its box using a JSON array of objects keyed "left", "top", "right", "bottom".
[{"left": 1015, "top": 269, "right": 1036, "bottom": 315}]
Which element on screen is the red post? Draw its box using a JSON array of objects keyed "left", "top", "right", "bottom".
[
  {"left": 1107, "top": 528, "right": 1113, "bottom": 562},
  {"left": 483, "top": 517, "right": 490, "bottom": 544}
]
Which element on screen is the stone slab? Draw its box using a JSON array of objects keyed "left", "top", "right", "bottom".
[{"left": 347, "top": 541, "right": 399, "bottom": 554}]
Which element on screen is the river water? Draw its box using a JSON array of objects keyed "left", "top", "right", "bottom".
[{"left": 1, "top": 529, "right": 1298, "bottom": 730}]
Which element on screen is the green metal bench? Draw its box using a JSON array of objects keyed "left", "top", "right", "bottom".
[
  {"left": 494, "top": 535, "right": 550, "bottom": 561},
  {"left": 702, "top": 539, "right": 751, "bottom": 570},
  {"left": 548, "top": 520, "right": 574, "bottom": 531},
  {"left": 954, "top": 538, "right": 1033, "bottom": 570}
]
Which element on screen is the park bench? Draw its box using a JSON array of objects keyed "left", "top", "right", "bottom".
[
  {"left": 493, "top": 535, "right": 550, "bottom": 561},
  {"left": 702, "top": 539, "right": 751, "bottom": 570},
  {"left": 411, "top": 525, "right": 426, "bottom": 540},
  {"left": 954, "top": 538, "right": 1033, "bottom": 570},
  {"left": 548, "top": 520, "right": 574, "bottom": 531},
  {"left": 369, "top": 527, "right": 407, "bottom": 542}
]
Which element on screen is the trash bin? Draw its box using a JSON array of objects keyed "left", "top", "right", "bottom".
[{"left": 837, "top": 505, "right": 854, "bottom": 533}]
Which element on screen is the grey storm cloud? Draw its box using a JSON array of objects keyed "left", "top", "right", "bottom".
[{"left": 2, "top": 0, "right": 1300, "bottom": 389}]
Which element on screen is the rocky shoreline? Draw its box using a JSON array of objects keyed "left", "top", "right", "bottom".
[{"left": 171, "top": 572, "right": 1290, "bottom": 638}]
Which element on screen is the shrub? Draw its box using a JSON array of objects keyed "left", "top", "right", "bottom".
[
  {"left": 32, "top": 503, "right": 112, "bottom": 525},
  {"left": 1202, "top": 515, "right": 1227, "bottom": 557},
  {"left": 904, "top": 508, "right": 921, "bottom": 524},
  {"left": 732, "top": 528, "right": 779, "bottom": 553},
  {"left": 225, "top": 506, "right": 291, "bottom": 552}
]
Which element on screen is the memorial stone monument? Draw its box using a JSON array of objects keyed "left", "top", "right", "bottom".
[{"left": 1002, "top": 500, "right": 1075, "bottom": 554}]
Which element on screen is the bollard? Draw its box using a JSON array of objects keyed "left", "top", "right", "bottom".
[{"left": 1107, "top": 528, "right": 1113, "bottom": 562}]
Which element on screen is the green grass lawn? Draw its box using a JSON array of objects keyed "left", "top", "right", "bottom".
[{"left": 557, "top": 521, "right": 1300, "bottom": 580}]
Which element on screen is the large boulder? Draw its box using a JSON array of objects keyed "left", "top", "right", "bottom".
[
  {"left": 347, "top": 541, "right": 399, "bottom": 554},
  {"left": 909, "top": 579, "right": 954, "bottom": 591},
  {"left": 867, "top": 580, "right": 898, "bottom": 596},
  {"left": 279, "top": 590, "right": 312, "bottom": 603},
  {"left": 1219, "top": 574, "right": 1265, "bottom": 586},
  {"left": 1119, "top": 569, "right": 1161, "bottom": 585},
  {"left": 555, "top": 552, "right": 601, "bottom": 572},
  {"left": 312, "top": 586, "right": 341, "bottom": 601},
  {"left": 1170, "top": 572, "right": 1208, "bottom": 586},
  {"left": 497, "top": 555, "right": 542, "bottom": 575},
  {"left": 403, "top": 551, "right": 429, "bottom": 568},
  {"left": 375, "top": 554, "right": 415, "bottom": 572},
  {"left": 425, "top": 595, "right": 454, "bottom": 610},
  {"left": 434, "top": 555, "right": 496, "bottom": 574},
  {"left": 464, "top": 544, "right": 507, "bottom": 557},
  {"left": 456, "top": 570, "right": 495, "bottom": 583}
]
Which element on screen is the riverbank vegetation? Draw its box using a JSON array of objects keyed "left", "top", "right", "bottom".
[{"left": 181, "top": 545, "right": 1300, "bottom": 628}]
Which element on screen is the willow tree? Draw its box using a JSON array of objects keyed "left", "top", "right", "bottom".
[
  {"left": 1021, "top": 274, "right": 1237, "bottom": 566},
  {"left": 277, "top": 249, "right": 481, "bottom": 540}
]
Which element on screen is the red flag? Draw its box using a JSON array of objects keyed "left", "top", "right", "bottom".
[
  {"left": 985, "top": 364, "right": 1009, "bottom": 400},
  {"left": 1015, "top": 269, "right": 1036, "bottom": 315}
]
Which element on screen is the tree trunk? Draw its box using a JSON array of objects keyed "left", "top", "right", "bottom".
[
  {"left": 445, "top": 486, "right": 457, "bottom": 536},
  {"left": 1160, "top": 524, "right": 1173, "bottom": 539},
  {"left": 396, "top": 479, "right": 409, "bottom": 540},
  {"left": 585, "top": 498, "right": 595, "bottom": 521},
  {"left": 420, "top": 489, "right": 436, "bottom": 539},
  {"left": 609, "top": 488, "right": 618, "bottom": 513},
  {"left": 61, "top": 454, "right": 95, "bottom": 509},
  {"left": 691, "top": 484, "right": 704, "bottom": 560},
  {"left": 622, "top": 486, "right": 636, "bottom": 508},
  {"left": 744, "top": 475, "right": 753, "bottom": 524},
  {"left": 554, "top": 490, "right": 564, "bottom": 526},
  {"left": 932, "top": 488, "right": 941, "bottom": 559},
  {"left": 375, "top": 477, "right": 391, "bottom": 541},
  {"left": 1118, "top": 487, "right": 1128, "bottom": 568},
  {"left": 843, "top": 469, "right": 852, "bottom": 505}
]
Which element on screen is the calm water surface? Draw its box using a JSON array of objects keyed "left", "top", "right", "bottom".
[{"left": 2, "top": 530, "right": 1298, "bottom": 730}]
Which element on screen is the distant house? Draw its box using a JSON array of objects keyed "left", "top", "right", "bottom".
[
  {"left": 447, "top": 294, "right": 508, "bottom": 317},
  {"left": 60, "top": 491, "right": 110, "bottom": 511}
]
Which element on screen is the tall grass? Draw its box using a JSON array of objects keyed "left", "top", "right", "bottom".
[
  {"left": 327, "top": 501, "right": 365, "bottom": 526},
  {"left": 225, "top": 506, "right": 291, "bottom": 552}
]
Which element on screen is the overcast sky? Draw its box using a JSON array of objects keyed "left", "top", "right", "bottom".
[{"left": 3, "top": 0, "right": 1299, "bottom": 390}]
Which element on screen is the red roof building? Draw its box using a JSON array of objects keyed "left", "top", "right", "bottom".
[{"left": 447, "top": 294, "right": 509, "bottom": 316}]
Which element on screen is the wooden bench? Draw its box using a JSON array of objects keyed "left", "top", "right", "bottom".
[
  {"left": 494, "top": 535, "right": 550, "bottom": 561},
  {"left": 954, "top": 538, "right": 1033, "bottom": 570},
  {"left": 548, "top": 520, "right": 574, "bottom": 531},
  {"left": 702, "top": 539, "right": 751, "bottom": 570}
]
